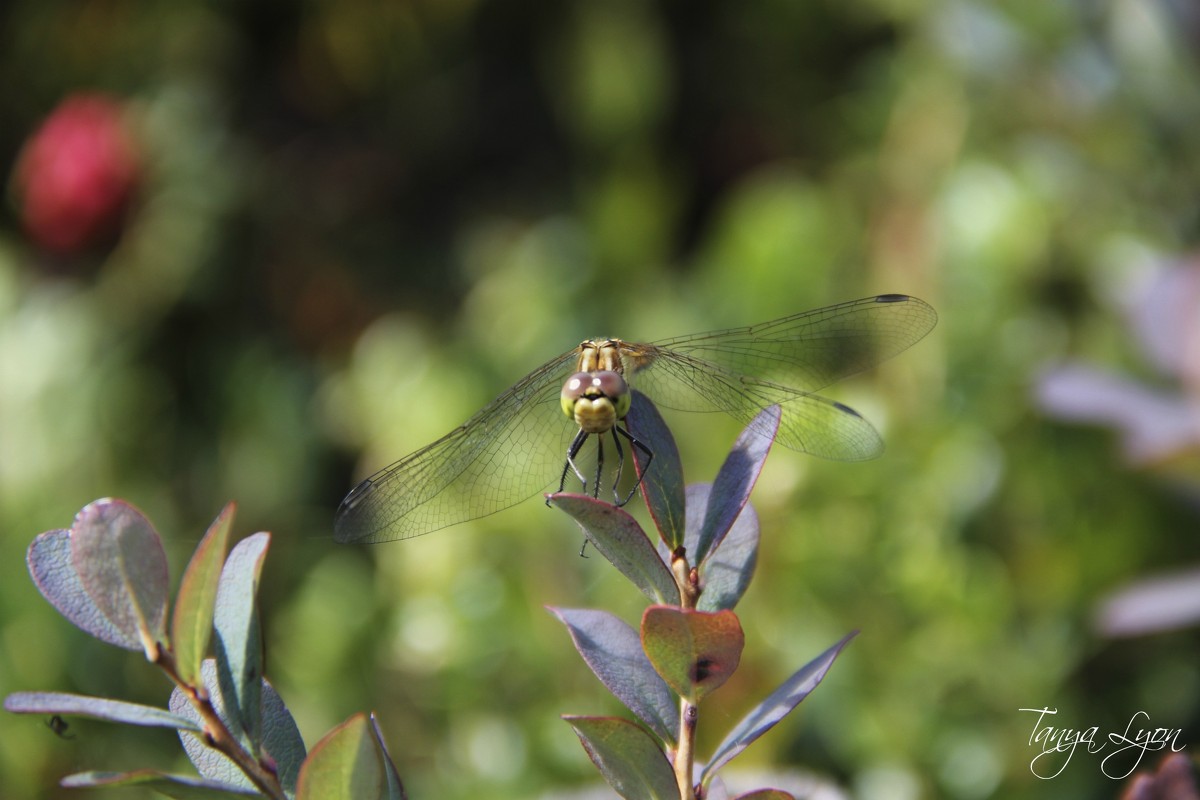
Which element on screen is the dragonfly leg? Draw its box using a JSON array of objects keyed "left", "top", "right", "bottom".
[
  {"left": 609, "top": 427, "right": 625, "bottom": 504},
  {"left": 552, "top": 428, "right": 591, "bottom": 506},
  {"left": 592, "top": 434, "right": 604, "bottom": 499},
  {"left": 615, "top": 424, "right": 652, "bottom": 507}
]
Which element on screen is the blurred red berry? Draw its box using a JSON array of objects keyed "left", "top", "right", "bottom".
[{"left": 11, "top": 94, "right": 140, "bottom": 255}]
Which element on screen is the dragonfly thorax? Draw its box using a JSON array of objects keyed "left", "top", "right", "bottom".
[
  {"left": 576, "top": 338, "right": 626, "bottom": 373},
  {"left": 560, "top": 370, "right": 631, "bottom": 434}
]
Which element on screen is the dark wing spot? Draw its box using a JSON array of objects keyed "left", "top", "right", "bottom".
[
  {"left": 874, "top": 293, "right": 909, "bottom": 303},
  {"left": 833, "top": 401, "right": 864, "bottom": 419}
]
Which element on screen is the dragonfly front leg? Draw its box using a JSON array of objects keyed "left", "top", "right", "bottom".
[{"left": 552, "top": 428, "right": 591, "bottom": 505}]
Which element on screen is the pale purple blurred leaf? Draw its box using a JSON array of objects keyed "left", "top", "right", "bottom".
[
  {"left": 1127, "top": 261, "right": 1200, "bottom": 379},
  {"left": 1095, "top": 567, "right": 1200, "bottom": 637},
  {"left": 1036, "top": 366, "right": 1200, "bottom": 463}
]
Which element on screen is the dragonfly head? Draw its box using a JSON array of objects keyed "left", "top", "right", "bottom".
[{"left": 561, "top": 370, "right": 631, "bottom": 433}]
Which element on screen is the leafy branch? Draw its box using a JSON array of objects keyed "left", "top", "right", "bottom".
[
  {"left": 3, "top": 500, "right": 405, "bottom": 800},
  {"left": 548, "top": 393, "right": 856, "bottom": 800}
]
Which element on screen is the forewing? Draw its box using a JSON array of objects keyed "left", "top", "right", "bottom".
[
  {"left": 334, "top": 350, "right": 580, "bottom": 543},
  {"left": 637, "top": 294, "right": 936, "bottom": 400}
]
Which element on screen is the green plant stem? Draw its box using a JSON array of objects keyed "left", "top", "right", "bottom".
[
  {"left": 674, "top": 699, "right": 697, "bottom": 800},
  {"left": 670, "top": 549, "right": 700, "bottom": 799},
  {"left": 153, "top": 644, "right": 287, "bottom": 800},
  {"left": 671, "top": 550, "right": 700, "bottom": 610}
]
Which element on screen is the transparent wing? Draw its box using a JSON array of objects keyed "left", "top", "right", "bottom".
[
  {"left": 334, "top": 350, "right": 581, "bottom": 543},
  {"left": 625, "top": 295, "right": 937, "bottom": 460}
]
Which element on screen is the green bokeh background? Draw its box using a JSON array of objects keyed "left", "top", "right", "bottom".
[{"left": 2, "top": 1, "right": 1198, "bottom": 798}]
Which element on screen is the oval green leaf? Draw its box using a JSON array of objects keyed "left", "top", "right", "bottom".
[
  {"left": 641, "top": 606, "right": 744, "bottom": 704},
  {"left": 172, "top": 502, "right": 236, "bottom": 687},
  {"left": 565, "top": 715, "right": 677, "bottom": 800},
  {"left": 297, "top": 712, "right": 386, "bottom": 800},
  {"left": 213, "top": 532, "right": 270, "bottom": 751}
]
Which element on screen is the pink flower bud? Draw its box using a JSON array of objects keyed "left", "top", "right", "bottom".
[{"left": 12, "top": 94, "right": 140, "bottom": 255}]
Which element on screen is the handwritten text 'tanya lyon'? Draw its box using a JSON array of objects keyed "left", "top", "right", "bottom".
[{"left": 1019, "top": 707, "right": 1186, "bottom": 780}]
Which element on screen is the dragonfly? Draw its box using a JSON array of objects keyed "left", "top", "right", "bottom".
[{"left": 334, "top": 294, "right": 937, "bottom": 544}]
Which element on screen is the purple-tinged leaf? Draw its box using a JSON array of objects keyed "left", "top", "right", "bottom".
[
  {"left": 549, "top": 607, "right": 678, "bottom": 744},
  {"left": 684, "top": 484, "right": 759, "bottom": 613},
  {"left": 548, "top": 494, "right": 679, "bottom": 605},
  {"left": 213, "top": 532, "right": 270, "bottom": 752},
  {"left": 704, "top": 775, "right": 731, "bottom": 800},
  {"left": 60, "top": 770, "right": 264, "bottom": 797},
  {"left": 564, "top": 715, "right": 678, "bottom": 800},
  {"left": 641, "top": 607, "right": 744, "bottom": 704},
  {"left": 69, "top": 499, "right": 171, "bottom": 659},
  {"left": 170, "top": 659, "right": 305, "bottom": 794},
  {"left": 172, "top": 503, "right": 236, "bottom": 687},
  {"left": 695, "top": 406, "right": 779, "bottom": 564},
  {"left": 261, "top": 677, "right": 307, "bottom": 793},
  {"left": 4, "top": 691, "right": 199, "bottom": 731},
  {"left": 27, "top": 528, "right": 140, "bottom": 650},
  {"left": 625, "top": 391, "right": 686, "bottom": 549},
  {"left": 733, "top": 791, "right": 794, "bottom": 800},
  {"left": 703, "top": 631, "right": 857, "bottom": 779},
  {"left": 370, "top": 713, "right": 408, "bottom": 800},
  {"left": 297, "top": 712, "right": 387, "bottom": 800}
]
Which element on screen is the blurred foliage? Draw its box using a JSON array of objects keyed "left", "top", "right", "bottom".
[{"left": 2, "top": 1, "right": 1199, "bottom": 799}]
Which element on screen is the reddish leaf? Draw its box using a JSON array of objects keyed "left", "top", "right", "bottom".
[{"left": 641, "top": 606, "right": 744, "bottom": 703}]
